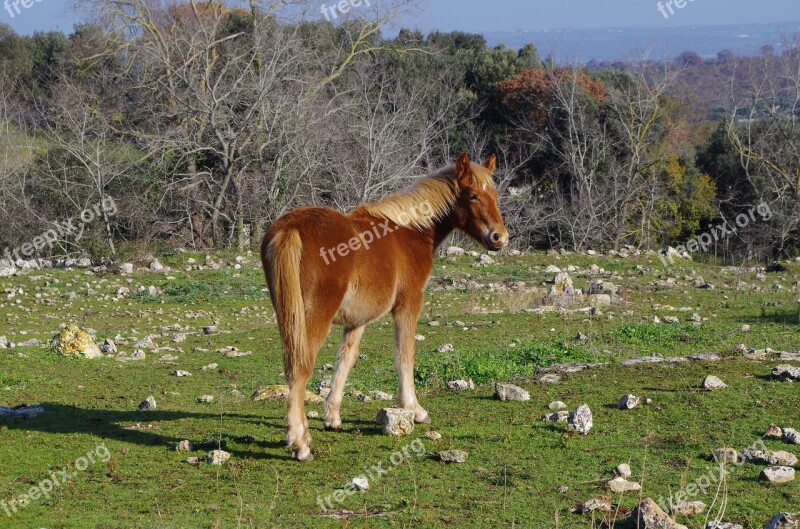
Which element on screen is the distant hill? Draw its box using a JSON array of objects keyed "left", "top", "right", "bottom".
[{"left": 483, "top": 21, "right": 800, "bottom": 63}]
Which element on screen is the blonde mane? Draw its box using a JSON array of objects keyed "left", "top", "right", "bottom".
[{"left": 361, "top": 163, "right": 495, "bottom": 230}]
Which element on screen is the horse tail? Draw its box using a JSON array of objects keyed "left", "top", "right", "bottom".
[{"left": 263, "top": 229, "right": 309, "bottom": 381}]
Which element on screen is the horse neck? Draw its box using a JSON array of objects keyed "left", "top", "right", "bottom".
[{"left": 431, "top": 215, "right": 458, "bottom": 251}]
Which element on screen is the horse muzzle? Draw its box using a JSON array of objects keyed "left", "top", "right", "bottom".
[{"left": 483, "top": 228, "right": 509, "bottom": 251}]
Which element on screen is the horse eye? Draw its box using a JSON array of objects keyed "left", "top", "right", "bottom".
[{"left": 469, "top": 193, "right": 478, "bottom": 201}]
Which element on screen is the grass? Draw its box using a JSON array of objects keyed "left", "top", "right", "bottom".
[{"left": 0, "top": 250, "right": 798, "bottom": 528}]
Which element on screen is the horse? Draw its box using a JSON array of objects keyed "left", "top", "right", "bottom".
[{"left": 261, "top": 152, "right": 508, "bottom": 461}]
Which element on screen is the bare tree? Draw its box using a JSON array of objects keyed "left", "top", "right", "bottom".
[{"left": 725, "top": 34, "right": 800, "bottom": 257}]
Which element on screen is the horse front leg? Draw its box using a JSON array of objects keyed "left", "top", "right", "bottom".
[{"left": 393, "top": 294, "right": 430, "bottom": 424}]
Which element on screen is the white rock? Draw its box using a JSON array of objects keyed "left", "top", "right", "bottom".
[
  {"left": 447, "top": 379, "right": 475, "bottom": 391},
  {"left": 761, "top": 466, "right": 795, "bottom": 483},
  {"left": 773, "top": 364, "right": 800, "bottom": 381},
  {"left": 783, "top": 428, "right": 800, "bottom": 444},
  {"left": 368, "top": 390, "right": 393, "bottom": 401},
  {"left": 672, "top": 500, "right": 706, "bottom": 516},
  {"left": 135, "top": 335, "right": 156, "bottom": 349},
  {"left": 634, "top": 498, "right": 688, "bottom": 529},
  {"left": 207, "top": 450, "right": 231, "bottom": 465},
  {"left": 494, "top": 383, "right": 530, "bottom": 402},
  {"left": 568, "top": 404, "right": 593, "bottom": 435},
  {"left": 138, "top": 396, "right": 157, "bottom": 410},
  {"left": 618, "top": 394, "right": 640, "bottom": 409},
  {"left": 351, "top": 477, "right": 369, "bottom": 490},
  {"left": 541, "top": 411, "right": 570, "bottom": 423},
  {"left": 707, "top": 522, "right": 743, "bottom": 529},
  {"left": 375, "top": 408, "right": 414, "bottom": 436},
  {"left": 607, "top": 476, "right": 641, "bottom": 493},
  {"left": 477, "top": 254, "right": 494, "bottom": 265},
  {"left": 703, "top": 375, "right": 727, "bottom": 390},
  {"left": 576, "top": 497, "right": 611, "bottom": 513},
  {"left": 438, "top": 449, "right": 468, "bottom": 463}
]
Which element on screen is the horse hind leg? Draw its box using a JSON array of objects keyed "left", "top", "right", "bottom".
[
  {"left": 286, "top": 302, "right": 338, "bottom": 461},
  {"left": 324, "top": 325, "right": 365, "bottom": 431},
  {"left": 285, "top": 364, "right": 314, "bottom": 461}
]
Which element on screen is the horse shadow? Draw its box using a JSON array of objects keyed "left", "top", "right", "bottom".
[{"left": 0, "top": 402, "right": 292, "bottom": 460}]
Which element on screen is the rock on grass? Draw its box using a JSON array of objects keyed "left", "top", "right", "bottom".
[
  {"left": 773, "top": 365, "right": 800, "bottom": 382},
  {"left": 568, "top": 404, "right": 593, "bottom": 435},
  {"left": 494, "top": 382, "right": 530, "bottom": 401},
  {"left": 438, "top": 450, "right": 468, "bottom": 463},
  {"left": 633, "top": 498, "right": 688, "bottom": 529},
  {"left": 206, "top": 450, "right": 231, "bottom": 465},
  {"left": 703, "top": 375, "right": 727, "bottom": 390},
  {"left": 763, "top": 512, "right": 800, "bottom": 529},
  {"left": 138, "top": 396, "right": 157, "bottom": 410},
  {"left": 617, "top": 394, "right": 640, "bottom": 409},
  {"left": 574, "top": 497, "right": 611, "bottom": 513},
  {"left": 375, "top": 408, "right": 414, "bottom": 436},
  {"left": 425, "top": 431, "right": 442, "bottom": 441},
  {"left": 761, "top": 466, "right": 795, "bottom": 483},
  {"left": 52, "top": 324, "right": 102, "bottom": 359},
  {"left": 784, "top": 428, "right": 800, "bottom": 444},
  {"left": 615, "top": 463, "right": 632, "bottom": 478},
  {"left": 606, "top": 476, "right": 640, "bottom": 493},
  {"left": 671, "top": 500, "right": 705, "bottom": 516}
]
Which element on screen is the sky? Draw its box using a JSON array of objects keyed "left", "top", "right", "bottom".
[
  {"left": 412, "top": 0, "right": 800, "bottom": 32},
  {"left": 2, "top": 0, "right": 799, "bottom": 36}
]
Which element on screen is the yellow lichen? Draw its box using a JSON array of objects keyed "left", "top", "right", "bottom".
[{"left": 52, "top": 324, "right": 101, "bottom": 358}]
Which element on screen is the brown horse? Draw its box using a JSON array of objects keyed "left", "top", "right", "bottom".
[{"left": 261, "top": 152, "right": 508, "bottom": 461}]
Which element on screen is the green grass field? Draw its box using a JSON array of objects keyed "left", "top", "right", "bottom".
[{"left": 1, "top": 250, "right": 798, "bottom": 528}]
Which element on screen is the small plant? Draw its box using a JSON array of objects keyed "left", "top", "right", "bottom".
[{"left": 498, "top": 290, "right": 537, "bottom": 314}]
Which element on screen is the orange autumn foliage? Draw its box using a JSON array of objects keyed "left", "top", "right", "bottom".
[{"left": 499, "top": 68, "right": 606, "bottom": 131}]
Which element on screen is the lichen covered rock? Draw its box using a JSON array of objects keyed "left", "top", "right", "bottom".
[{"left": 52, "top": 324, "right": 102, "bottom": 358}]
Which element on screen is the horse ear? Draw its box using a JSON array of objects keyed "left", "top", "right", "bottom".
[
  {"left": 483, "top": 154, "right": 497, "bottom": 173},
  {"left": 456, "top": 152, "right": 473, "bottom": 186}
]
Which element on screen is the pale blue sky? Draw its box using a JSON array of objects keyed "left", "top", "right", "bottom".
[{"left": 2, "top": 0, "right": 799, "bottom": 36}]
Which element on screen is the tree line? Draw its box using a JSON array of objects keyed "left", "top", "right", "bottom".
[{"left": 0, "top": 1, "right": 797, "bottom": 262}]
